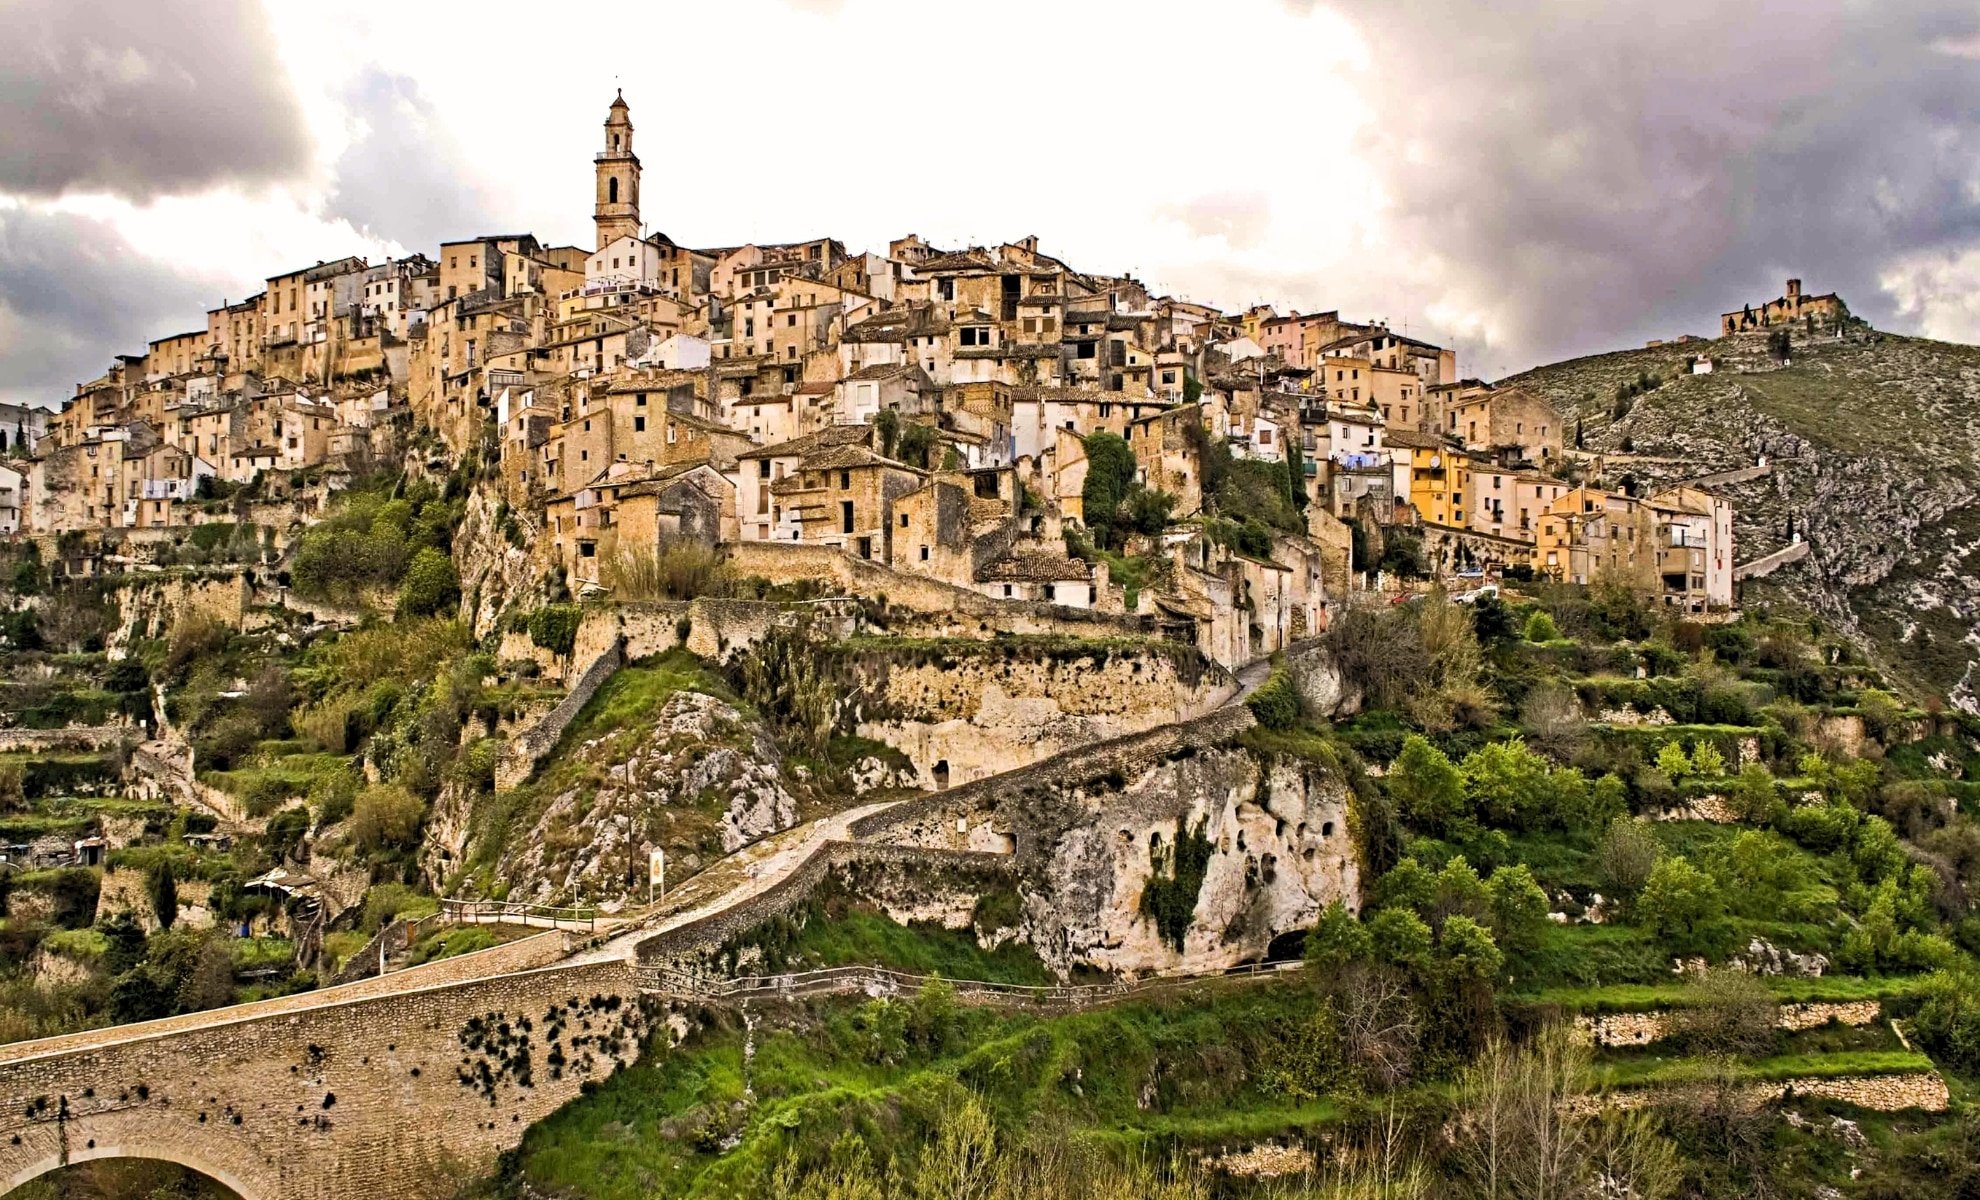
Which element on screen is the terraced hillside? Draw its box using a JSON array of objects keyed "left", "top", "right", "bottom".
[{"left": 1502, "top": 326, "right": 1980, "bottom": 702}]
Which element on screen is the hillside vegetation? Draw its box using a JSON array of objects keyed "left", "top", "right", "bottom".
[
  {"left": 1503, "top": 325, "right": 1980, "bottom": 701},
  {"left": 492, "top": 584, "right": 1980, "bottom": 1200}
]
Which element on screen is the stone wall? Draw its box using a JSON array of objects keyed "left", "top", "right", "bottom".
[
  {"left": 0, "top": 943, "right": 633, "bottom": 1200},
  {"left": 1594, "top": 1071, "right": 1949, "bottom": 1115},
  {"left": 107, "top": 572, "right": 253, "bottom": 647},
  {"left": 844, "top": 642, "right": 1236, "bottom": 787},
  {"left": 1574, "top": 999, "right": 1883, "bottom": 1048},
  {"left": 494, "top": 639, "right": 622, "bottom": 792},
  {"left": 721, "top": 542, "right": 1161, "bottom": 646},
  {"left": 851, "top": 704, "right": 1257, "bottom": 846},
  {"left": 0, "top": 726, "right": 132, "bottom": 754}
]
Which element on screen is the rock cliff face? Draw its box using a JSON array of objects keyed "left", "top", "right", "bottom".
[
  {"left": 453, "top": 487, "right": 543, "bottom": 639},
  {"left": 1506, "top": 327, "right": 1980, "bottom": 701},
  {"left": 494, "top": 692, "right": 801, "bottom": 905},
  {"left": 1016, "top": 744, "right": 1360, "bottom": 975}
]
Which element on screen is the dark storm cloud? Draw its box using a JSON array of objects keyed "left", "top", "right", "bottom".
[
  {"left": 0, "top": 0, "right": 312, "bottom": 201},
  {"left": 323, "top": 70, "right": 502, "bottom": 253},
  {"left": 1335, "top": 1, "right": 1980, "bottom": 371},
  {"left": 0, "top": 209, "right": 230, "bottom": 408}
]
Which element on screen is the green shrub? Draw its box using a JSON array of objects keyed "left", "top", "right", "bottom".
[
  {"left": 1524, "top": 610, "right": 1562, "bottom": 642},
  {"left": 1244, "top": 667, "right": 1303, "bottom": 731},
  {"left": 525, "top": 604, "right": 582, "bottom": 660},
  {"left": 397, "top": 547, "right": 460, "bottom": 618},
  {"left": 1638, "top": 855, "right": 1726, "bottom": 957},
  {"left": 349, "top": 783, "right": 426, "bottom": 855}
]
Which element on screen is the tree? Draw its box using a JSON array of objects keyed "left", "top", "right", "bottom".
[
  {"left": 1079, "top": 431, "right": 1137, "bottom": 548},
  {"left": 1437, "top": 915, "right": 1503, "bottom": 988},
  {"left": 1376, "top": 857, "right": 1438, "bottom": 914},
  {"left": 1486, "top": 864, "right": 1549, "bottom": 958},
  {"left": 1461, "top": 739, "right": 1552, "bottom": 829},
  {"left": 1654, "top": 739, "right": 1692, "bottom": 781},
  {"left": 1449, "top": 1028, "right": 1595, "bottom": 1200},
  {"left": 1519, "top": 683, "right": 1586, "bottom": 760},
  {"left": 1123, "top": 486, "right": 1176, "bottom": 536},
  {"left": 1597, "top": 817, "right": 1659, "bottom": 897},
  {"left": 1856, "top": 688, "right": 1905, "bottom": 742},
  {"left": 397, "top": 547, "right": 460, "bottom": 617},
  {"left": 1688, "top": 738, "right": 1727, "bottom": 778},
  {"left": 873, "top": 408, "right": 900, "bottom": 458},
  {"left": 1471, "top": 595, "right": 1521, "bottom": 647},
  {"left": 1389, "top": 735, "right": 1466, "bottom": 834},
  {"left": 1911, "top": 964, "right": 1980, "bottom": 1073},
  {"left": 1638, "top": 855, "right": 1725, "bottom": 956},
  {"left": 1367, "top": 906, "right": 1433, "bottom": 972},
  {"left": 145, "top": 859, "right": 179, "bottom": 930},
  {"left": 1523, "top": 610, "right": 1561, "bottom": 642},
  {"left": 1725, "top": 762, "right": 1778, "bottom": 824},
  {"left": 1305, "top": 900, "right": 1373, "bottom": 973},
  {"left": 909, "top": 1089, "right": 998, "bottom": 1200},
  {"left": 0, "top": 759, "right": 23, "bottom": 813},
  {"left": 1675, "top": 967, "right": 1779, "bottom": 1057}
]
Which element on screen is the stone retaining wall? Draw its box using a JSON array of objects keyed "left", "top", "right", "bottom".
[
  {"left": 721, "top": 542, "right": 1158, "bottom": 645},
  {"left": 1575, "top": 999, "right": 1884, "bottom": 1047},
  {"left": 494, "top": 638, "right": 623, "bottom": 791},
  {"left": 1590, "top": 1071, "right": 1949, "bottom": 1115},
  {"left": 0, "top": 726, "right": 132, "bottom": 754},
  {"left": 847, "top": 642, "right": 1236, "bottom": 788}
]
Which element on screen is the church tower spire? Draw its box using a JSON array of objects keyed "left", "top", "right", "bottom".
[{"left": 594, "top": 90, "right": 641, "bottom": 249}]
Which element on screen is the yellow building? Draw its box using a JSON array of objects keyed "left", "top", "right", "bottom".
[{"left": 1391, "top": 431, "right": 1469, "bottom": 528}]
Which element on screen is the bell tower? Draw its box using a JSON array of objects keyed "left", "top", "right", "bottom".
[{"left": 594, "top": 90, "right": 641, "bottom": 249}]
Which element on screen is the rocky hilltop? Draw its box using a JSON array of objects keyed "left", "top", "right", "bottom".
[{"left": 1504, "top": 326, "right": 1980, "bottom": 702}]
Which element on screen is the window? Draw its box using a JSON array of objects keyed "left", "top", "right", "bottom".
[
  {"left": 841, "top": 501, "right": 855, "bottom": 533},
  {"left": 899, "top": 513, "right": 909, "bottom": 528},
  {"left": 919, "top": 545, "right": 929, "bottom": 561},
  {"left": 634, "top": 416, "right": 646, "bottom": 432},
  {"left": 839, "top": 470, "right": 851, "bottom": 489}
]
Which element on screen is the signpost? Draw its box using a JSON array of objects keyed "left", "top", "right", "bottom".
[{"left": 648, "top": 848, "right": 665, "bottom": 906}]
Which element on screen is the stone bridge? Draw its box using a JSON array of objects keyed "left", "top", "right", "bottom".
[
  {"left": 0, "top": 649, "right": 1294, "bottom": 1198},
  {"left": 0, "top": 931, "right": 642, "bottom": 1199}
]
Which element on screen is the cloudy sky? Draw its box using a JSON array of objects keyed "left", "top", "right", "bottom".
[{"left": 3, "top": 0, "right": 1978, "bottom": 408}]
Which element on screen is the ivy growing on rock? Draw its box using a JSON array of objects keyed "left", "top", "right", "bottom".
[{"left": 1139, "top": 818, "right": 1215, "bottom": 951}]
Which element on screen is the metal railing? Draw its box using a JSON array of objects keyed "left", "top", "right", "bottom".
[
  {"left": 439, "top": 898, "right": 598, "bottom": 932},
  {"left": 635, "top": 960, "right": 1302, "bottom": 1008}
]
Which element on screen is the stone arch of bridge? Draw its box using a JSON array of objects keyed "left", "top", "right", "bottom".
[{"left": 1, "top": 1137, "right": 268, "bottom": 1200}]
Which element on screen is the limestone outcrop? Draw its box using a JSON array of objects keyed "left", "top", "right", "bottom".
[{"left": 494, "top": 691, "right": 801, "bottom": 905}]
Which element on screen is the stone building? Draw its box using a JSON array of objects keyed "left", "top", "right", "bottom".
[{"left": 1721, "top": 278, "right": 1848, "bottom": 336}]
